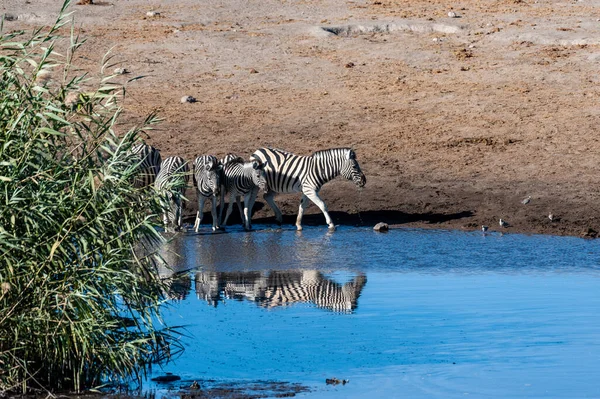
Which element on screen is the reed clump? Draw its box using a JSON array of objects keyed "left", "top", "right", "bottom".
[{"left": 0, "top": 1, "right": 181, "bottom": 394}]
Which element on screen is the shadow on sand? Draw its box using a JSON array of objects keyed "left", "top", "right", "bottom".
[{"left": 187, "top": 201, "right": 473, "bottom": 229}]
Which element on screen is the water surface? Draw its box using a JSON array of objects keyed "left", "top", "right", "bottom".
[{"left": 147, "top": 226, "right": 600, "bottom": 398}]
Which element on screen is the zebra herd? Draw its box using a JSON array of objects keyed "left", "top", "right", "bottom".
[{"left": 130, "top": 143, "right": 367, "bottom": 232}]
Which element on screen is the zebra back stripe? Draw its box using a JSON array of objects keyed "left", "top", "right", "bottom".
[
  {"left": 222, "top": 158, "right": 260, "bottom": 196},
  {"left": 155, "top": 156, "right": 190, "bottom": 194},
  {"left": 250, "top": 147, "right": 359, "bottom": 193},
  {"left": 130, "top": 143, "right": 162, "bottom": 188}
]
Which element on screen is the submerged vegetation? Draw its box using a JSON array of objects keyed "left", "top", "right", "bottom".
[{"left": 0, "top": 1, "right": 181, "bottom": 393}]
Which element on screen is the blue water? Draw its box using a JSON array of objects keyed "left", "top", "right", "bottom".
[{"left": 147, "top": 226, "right": 600, "bottom": 398}]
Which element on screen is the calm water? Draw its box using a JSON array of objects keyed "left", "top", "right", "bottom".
[{"left": 146, "top": 226, "right": 600, "bottom": 398}]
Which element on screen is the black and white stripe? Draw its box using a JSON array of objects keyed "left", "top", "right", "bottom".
[
  {"left": 130, "top": 143, "right": 162, "bottom": 188},
  {"left": 250, "top": 147, "right": 366, "bottom": 230},
  {"left": 192, "top": 155, "right": 222, "bottom": 232},
  {"left": 219, "top": 157, "right": 267, "bottom": 230},
  {"left": 195, "top": 270, "right": 367, "bottom": 313},
  {"left": 220, "top": 153, "right": 238, "bottom": 166},
  {"left": 154, "top": 156, "right": 190, "bottom": 231}
]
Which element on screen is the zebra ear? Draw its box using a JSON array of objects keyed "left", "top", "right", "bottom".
[
  {"left": 348, "top": 150, "right": 356, "bottom": 160},
  {"left": 252, "top": 160, "right": 263, "bottom": 170}
]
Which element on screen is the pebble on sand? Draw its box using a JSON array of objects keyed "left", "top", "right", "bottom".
[
  {"left": 181, "top": 95, "right": 197, "bottom": 104},
  {"left": 373, "top": 222, "right": 389, "bottom": 232},
  {"left": 113, "top": 67, "right": 129, "bottom": 75}
]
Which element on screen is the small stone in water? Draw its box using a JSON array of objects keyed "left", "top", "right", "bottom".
[
  {"left": 326, "top": 378, "right": 349, "bottom": 385},
  {"left": 373, "top": 222, "right": 389, "bottom": 232},
  {"left": 181, "top": 95, "right": 197, "bottom": 103}
]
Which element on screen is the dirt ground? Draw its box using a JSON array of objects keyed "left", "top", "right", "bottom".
[{"left": 4, "top": 0, "right": 600, "bottom": 237}]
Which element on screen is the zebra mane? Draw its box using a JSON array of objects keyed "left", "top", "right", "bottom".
[
  {"left": 311, "top": 148, "right": 352, "bottom": 159},
  {"left": 226, "top": 156, "right": 245, "bottom": 165}
]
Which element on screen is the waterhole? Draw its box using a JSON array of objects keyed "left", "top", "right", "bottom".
[{"left": 145, "top": 226, "right": 600, "bottom": 398}]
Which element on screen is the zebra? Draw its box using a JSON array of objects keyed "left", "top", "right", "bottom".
[
  {"left": 250, "top": 147, "right": 366, "bottom": 231},
  {"left": 192, "top": 155, "right": 222, "bottom": 232},
  {"left": 220, "top": 153, "right": 238, "bottom": 166},
  {"left": 218, "top": 157, "right": 267, "bottom": 230},
  {"left": 194, "top": 270, "right": 367, "bottom": 313},
  {"left": 154, "top": 156, "right": 190, "bottom": 232},
  {"left": 129, "top": 143, "right": 162, "bottom": 188}
]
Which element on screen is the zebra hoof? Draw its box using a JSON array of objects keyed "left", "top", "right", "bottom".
[
  {"left": 296, "top": 225, "right": 303, "bottom": 231},
  {"left": 328, "top": 224, "right": 336, "bottom": 231}
]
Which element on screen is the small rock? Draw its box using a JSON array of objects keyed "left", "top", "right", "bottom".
[
  {"left": 249, "top": 68, "right": 259, "bottom": 74},
  {"left": 581, "top": 228, "right": 598, "bottom": 239},
  {"left": 180, "top": 95, "right": 197, "bottom": 104},
  {"left": 326, "top": 378, "right": 349, "bottom": 385},
  {"left": 146, "top": 11, "right": 161, "bottom": 17},
  {"left": 3, "top": 14, "right": 18, "bottom": 21},
  {"left": 345, "top": 62, "right": 355, "bottom": 68},
  {"left": 373, "top": 222, "right": 389, "bottom": 232},
  {"left": 448, "top": 11, "right": 458, "bottom": 18},
  {"left": 113, "top": 67, "right": 129, "bottom": 75},
  {"left": 190, "top": 381, "right": 200, "bottom": 389}
]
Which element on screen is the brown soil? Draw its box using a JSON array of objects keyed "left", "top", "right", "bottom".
[{"left": 4, "top": 0, "right": 600, "bottom": 237}]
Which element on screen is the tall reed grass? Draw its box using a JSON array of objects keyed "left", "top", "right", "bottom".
[{"left": 0, "top": 1, "right": 181, "bottom": 393}]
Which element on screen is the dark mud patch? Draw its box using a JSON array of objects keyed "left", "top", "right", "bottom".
[{"left": 151, "top": 379, "right": 310, "bottom": 399}]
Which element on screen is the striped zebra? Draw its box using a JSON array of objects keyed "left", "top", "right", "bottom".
[
  {"left": 218, "top": 157, "right": 267, "bottom": 230},
  {"left": 220, "top": 153, "right": 238, "bottom": 166},
  {"left": 154, "top": 156, "right": 190, "bottom": 232},
  {"left": 129, "top": 143, "right": 162, "bottom": 188},
  {"left": 250, "top": 147, "right": 366, "bottom": 230},
  {"left": 195, "top": 270, "right": 367, "bottom": 313},
  {"left": 192, "top": 155, "right": 222, "bottom": 232}
]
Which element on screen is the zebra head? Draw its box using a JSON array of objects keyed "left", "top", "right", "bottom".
[
  {"left": 341, "top": 150, "right": 366, "bottom": 188},
  {"left": 206, "top": 159, "right": 222, "bottom": 197},
  {"left": 194, "top": 155, "right": 222, "bottom": 197},
  {"left": 250, "top": 160, "right": 268, "bottom": 193}
]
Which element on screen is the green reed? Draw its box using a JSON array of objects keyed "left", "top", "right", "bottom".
[{"left": 0, "top": 1, "right": 182, "bottom": 393}]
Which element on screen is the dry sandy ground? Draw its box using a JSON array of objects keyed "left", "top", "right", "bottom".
[{"left": 4, "top": 0, "right": 600, "bottom": 237}]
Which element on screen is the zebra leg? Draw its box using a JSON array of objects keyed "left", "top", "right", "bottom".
[
  {"left": 194, "top": 194, "right": 206, "bottom": 232},
  {"left": 303, "top": 189, "right": 335, "bottom": 230},
  {"left": 211, "top": 195, "right": 221, "bottom": 231},
  {"left": 236, "top": 195, "right": 244, "bottom": 224},
  {"left": 263, "top": 191, "right": 283, "bottom": 225},
  {"left": 162, "top": 194, "right": 171, "bottom": 232},
  {"left": 243, "top": 188, "right": 259, "bottom": 230},
  {"left": 295, "top": 194, "right": 309, "bottom": 231},
  {"left": 174, "top": 195, "right": 182, "bottom": 231},
  {"left": 223, "top": 193, "right": 235, "bottom": 227},
  {"left": 218, "top": 189, "right": 226, "bottom": 226}
]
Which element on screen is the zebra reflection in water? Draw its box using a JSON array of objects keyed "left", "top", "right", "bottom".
[{"left": 195, "top": 270, "right": 367, "bottom": 313}]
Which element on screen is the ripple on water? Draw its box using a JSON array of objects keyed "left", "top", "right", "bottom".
[{"left": 146, "top": 227, "right": 600, "bottom": 398}]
